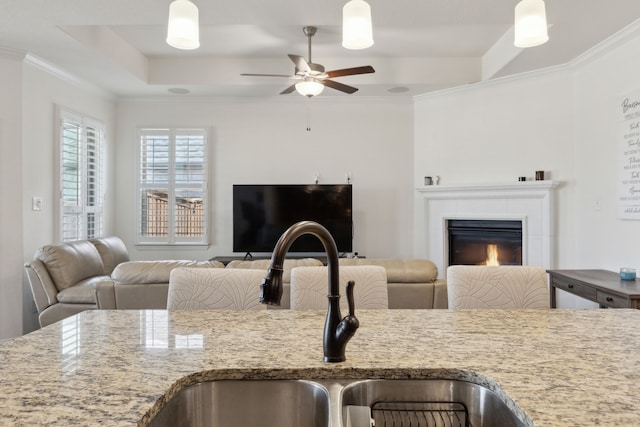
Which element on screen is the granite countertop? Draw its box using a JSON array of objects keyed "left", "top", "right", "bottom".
[{"left": 1, "top": 308, "right": 640, "bottom": 426}]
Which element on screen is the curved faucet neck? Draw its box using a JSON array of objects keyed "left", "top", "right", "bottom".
[{"left": 270, "top": 221, "right": 340, "bottom": 297}]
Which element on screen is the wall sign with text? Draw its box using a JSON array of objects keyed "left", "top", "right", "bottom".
[{"left": 618, "top": 91, "right": 640, "bottom": 219}]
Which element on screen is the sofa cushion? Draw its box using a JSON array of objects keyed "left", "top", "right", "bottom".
[
  {"left": 338, "top": 258, "right": 438, "bottom": 283},
  {"left": 36, "top": 241, "right": 106, "bottom": 291},
  {"left": 56, "top": 276, "right": 110, "bottom": 304},
  {"left": 90, "top": 236, "right": 130, "bottom": 275},
  {"left": 225, "top": 258, "right": 323, "bottom": 282},
  {"left": 111, "top": 260, "right": 224, "bottom": 285}
]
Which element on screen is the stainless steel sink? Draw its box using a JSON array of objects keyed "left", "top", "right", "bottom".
[
  {"left": 340, "top": 379, "right": 526, "bottom": 427},
  {"left": 147, "top": 379, "right": 330, "bottom": 427},
  {"left": 146, "top": 378, "right": 527, "bottom": 427}
]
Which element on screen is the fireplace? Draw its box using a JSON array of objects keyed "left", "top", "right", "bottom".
[
  {"left": 448, "top": 219, "right": 523, "bottom": 266},
  {"left": 415, "top": 181, "right": 558, "bottom": 275}
]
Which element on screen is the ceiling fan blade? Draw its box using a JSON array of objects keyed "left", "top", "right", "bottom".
[
  {"left": 241, "top": 73, "right": 292, "bottom": 78},
  {"left": 280, "top": 84, "right": 297, "bottom": 95},
  {"left": 288, "top": 54, "right": 311, "bottom": 73},
  {"left": 322, "top": 79, "right": 359, "bottom": 94},
  {"left": 325, "top": 66, "right": 375, "bottom": 79}
]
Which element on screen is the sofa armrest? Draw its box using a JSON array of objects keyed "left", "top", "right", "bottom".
[
  {"left": 24, "top": 260, "right": 58, "bottom": 312},
  {"left": 96, "top": 281, "right": 116, "bottom": 309},
  {"left": 433, "top": 279, "right": 448, "bottom": 309}
]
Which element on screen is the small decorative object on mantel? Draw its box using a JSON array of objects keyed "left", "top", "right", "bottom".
[
  {"left": 620, "top": 268, "right": 636, "bottom": 281},
  {"left": 424, "top": 176, "right": 433, "bottom": 186},
  {"left": 433, "top": 176, "right": 440, "bottom": 185},
  {"left": 518, "top": 176, "right": 526, "bottom": 182},
  {"left": 535, "top": 170, "right": 545, "bottom": 180}
]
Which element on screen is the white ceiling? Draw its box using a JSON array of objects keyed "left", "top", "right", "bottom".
[{"left": 1, "top": 0, "right": 640, "bottom": 98}]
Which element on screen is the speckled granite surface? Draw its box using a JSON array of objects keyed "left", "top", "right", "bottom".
[{"left": 1, "top": 309, "right": 640, "bottom": 426}]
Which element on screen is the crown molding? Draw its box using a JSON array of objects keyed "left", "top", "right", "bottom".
[
  {"left": 0, "top": 47, "right": 27, "bottom": 60},
  {"left": 23, "top": 53, "right": 114, "bottom": 101},
  {"left": 414, "top": 18, "right": 640, "bottom": 102}
]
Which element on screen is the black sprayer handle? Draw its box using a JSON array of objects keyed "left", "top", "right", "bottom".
[{"left": 346, "top": 280, "right": 356, "bottom": 317}]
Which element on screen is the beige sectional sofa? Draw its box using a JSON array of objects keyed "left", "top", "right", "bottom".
[
  {"left": 25, "top": 236, "right": 222, "bottom": 327},
  {"left": 226, "top": 257, "right": 447, "bottom": 310},
  {"left": 26, "top": 235, "right": 447, "bottom": 327},
  {"left": 338, "top": 258, "right": 447, "bottom": 309},
  {"left": 225, "top": 258, "right": 325, "bottom": 309}
]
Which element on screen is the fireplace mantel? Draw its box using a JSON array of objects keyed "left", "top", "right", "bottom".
[
  {"left": 414, "top": 180, "right": 559, "bottom": 278},
  {"left": 416, "top": 180, "right": 559, "bottom": 195}
]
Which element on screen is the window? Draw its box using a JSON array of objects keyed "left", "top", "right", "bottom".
[
  {"left": 137, "top": 128, "right": 208, "bottom": 245},
  {"left": 58, "top": 109, "right": 105, "bottom": 242}
]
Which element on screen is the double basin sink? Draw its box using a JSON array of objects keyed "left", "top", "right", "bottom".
[{"left": 147, "top": 378, "right": 527, "bottom": 427}]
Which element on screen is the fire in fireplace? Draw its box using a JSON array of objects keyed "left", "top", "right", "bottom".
[{"left": 447, "top": 219, "right": 523, "bottom": 266}]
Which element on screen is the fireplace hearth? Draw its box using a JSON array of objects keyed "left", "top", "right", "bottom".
[{"left": 448, "top": 219, "right": 522, "bottom": 266}]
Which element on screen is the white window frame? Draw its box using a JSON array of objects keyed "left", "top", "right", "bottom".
[
  {"left": 56, "top": 107, "right": 105, "bottom": 242},
  {"left": 136, "top": 127, "right": 209, "bottom": 246}
]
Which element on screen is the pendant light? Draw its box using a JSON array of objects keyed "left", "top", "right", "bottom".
[
  {"left": 514, "top": 0, "right": 549, "bottom": 48},
  {"left": 166, "top": 0, "right": 200, "bottom": 50},
  {"left": 342, "top": 0, "right": 374, "bottom": 50},
  {"left": 295, "top": 78, "right": 325, "bottom": 98}
]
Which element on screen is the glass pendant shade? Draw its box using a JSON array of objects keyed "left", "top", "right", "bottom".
[
  {"left": 166, "top": 0, "right": 200, "bottom": 50},
  {"left": 342, "top": 0, "right": 374, "bottom": 50},
  {"left": 295, "top": 79, "right": 325, "bottom": 97},
  {"left": 514, "top": 0, "right": 549, "bottom": 48}
]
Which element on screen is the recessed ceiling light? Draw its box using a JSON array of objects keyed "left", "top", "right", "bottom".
[
  {"left": 168, "top": 87, "right": 190, "bottom": 94},
  {"left": 388, "top": 86, "right": 409, "bottom": 93}
]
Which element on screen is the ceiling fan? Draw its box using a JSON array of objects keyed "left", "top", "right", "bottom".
[{"left": 241, "top": 26, "right": 375, "bottom": 97}]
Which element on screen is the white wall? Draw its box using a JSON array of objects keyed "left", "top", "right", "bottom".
[
  {"left": 413, "top": 26, "right": 640, "bottom": 308},
  {"left": 0, "top": 52, "right": 24, "bottom": 339},
  {"left": 572, "top": 32, "right": 640, "bottom": 271},
  {"left": 115, "top": 97, "right": 415, "bottom": 261},
  {"left": 413, "top": 70, "right": 576, "bottom": 274},
  {"left": 18, "top": 60, "right": 116, "bottom": 334},
  {"left": 116, "top": 95, "right": 413, "bottom": 259}
]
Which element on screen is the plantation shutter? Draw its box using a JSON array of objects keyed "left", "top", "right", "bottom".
[
  {"left": 137, "top": 128, "right": 208, "bottom": 245},
  {"left": 59, "top": 109, "right": 105, "bottom": 241}
]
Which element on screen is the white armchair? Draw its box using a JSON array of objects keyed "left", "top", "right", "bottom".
[
  {"left": 446, "top": 265, "right": 549, "bottom": 309},
  {"left": 290, "top": 265, "right": 388, "bottom": 310},
  {"left": 167, "top": 268, "right": 266, "bottom": 310}
]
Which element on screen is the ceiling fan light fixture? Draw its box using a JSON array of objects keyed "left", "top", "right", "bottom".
[
  {"left": 514, "top": 0, "right": 549, "bottom": 48},
  {"left": 295, "top": 78, "right": 325, "bottom": 97},
  {"left": 342, "top": 0, "right": 374, "bottom": 50},
  {"left": 166, "top": 0, "right": 200, "bottom": 50}
]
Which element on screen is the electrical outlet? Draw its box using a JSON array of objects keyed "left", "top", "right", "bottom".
[{"left": 32, "top": 197, "right": 42, "bottom": 211}]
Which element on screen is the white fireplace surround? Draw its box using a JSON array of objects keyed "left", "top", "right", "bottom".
[{"left": 414, "top": 181, "right": 559, "bottom": 279}]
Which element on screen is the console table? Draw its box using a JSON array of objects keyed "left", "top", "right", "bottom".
[{"left": 547, "top": 269, "right": 640, "bottom": 308}]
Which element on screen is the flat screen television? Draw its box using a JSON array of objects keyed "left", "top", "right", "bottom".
[{"left": 233, "top": 184, "right": 353, "bottom": 254}]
